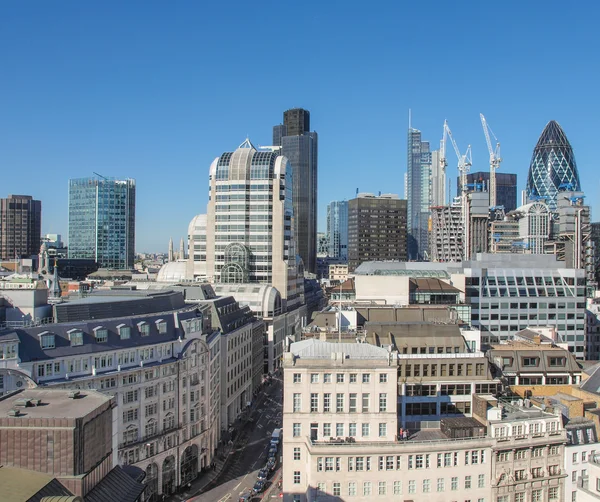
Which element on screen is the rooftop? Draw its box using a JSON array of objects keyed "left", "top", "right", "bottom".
[
  {"left": 0, "top": 389, "right": 112, "bottom": 420},
  {"left": 0, "top": 466, "right": 74, "bottom": 502},
  {"left": 289, "top": 339, "right": 392, "bottom": 361}
]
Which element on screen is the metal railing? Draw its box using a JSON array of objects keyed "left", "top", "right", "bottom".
[{"left": 0, "top": 317, "right": 54, "bottom": 329}]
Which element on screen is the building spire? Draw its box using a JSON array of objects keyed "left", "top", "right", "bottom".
[
  {"left": 168, "top": 237, "right": 174, "bottom": 262},
  {"left": 179, "top": 237, "right": 185, "bottom": 260}
]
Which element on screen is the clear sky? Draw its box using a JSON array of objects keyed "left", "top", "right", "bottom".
[{"left": 2, "top": 1, "right": 599, "bottom": 252}]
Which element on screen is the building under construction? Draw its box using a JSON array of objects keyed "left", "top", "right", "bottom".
[{"left": 429, "top": 201, "right": 463, "bottom": 262}]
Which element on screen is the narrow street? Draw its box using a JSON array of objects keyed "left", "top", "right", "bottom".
[{"left": 180, "top": 375, "right": 283, "bottom": 502}]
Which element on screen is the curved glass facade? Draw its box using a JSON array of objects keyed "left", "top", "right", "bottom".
[{"left": 526, "top": 120, "right": 580, "bottom": 210}]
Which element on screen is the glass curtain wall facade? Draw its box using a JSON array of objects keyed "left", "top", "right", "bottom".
[
  {"left": 326, "top": 200, "right": 348, "bottom": 260},
  {"left": 273, "top": 109, "right": 318, "bottom": 274},
  {"left": 526, "top": 120, "right": 581, "bottom": 210},
  {"left": 0, "top": 195, "right": 42, "bottom": 260},
  {"left": 68, "top": 177, "right": 136, "bottom": 269},
  {"left": 407, "top": 128, "right": 431, "bottom": 260},
  {"left": 459, "top": 172, "right": 518, "bottom": 212}
]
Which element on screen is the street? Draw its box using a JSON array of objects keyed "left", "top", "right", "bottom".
[{"left": 180, "top": 374, "right": 283, "bottom": 502}]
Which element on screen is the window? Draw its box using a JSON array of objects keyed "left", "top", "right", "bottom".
[
  {"left": 451, "top": 477, "right": 458, "bottom": 490},
  {"left": 39, "top": 332, "right": 55, "bottom": 349},
  {"left": 310, "top": 393, "right": 318, "bottom": 412},
  {"left": 333, "top": 483, "right": 341, "bottom": 496},
  {"left": 336, "top": 423, "right": 344, "bottom": 436},
  {"left": 123, "top": 390, "right": 138, "bottom": 404},
  {"left": 324, "top": 373, "right": 331, "bottom": 383},
  {"left": 515, "top": 495, "right": 525, "bottom": 502},
  {"left": 437, "top": 478, "right": 444, "bottom": 492},
  {"left": 515, "top": 449, "right": 527, "bottom": 460},
  {"left": 465, "top": 475, "right": 472, "bottom": 489},
  {"left": 532, "top": 447, "right": 544, "bottom": 458},
  {"left": 362, "top": 393, "right": 370, "bottom": 412},
  {"left": 123, "top": 408, "right": 139, "bottom": 422},
  {"left": 532, "top": 490, "right": 542, "bottom": 502},
  {"left": 349, "top": 423, "right": 357, "bottom": 436},
  {"left": 348, "top": 482, "right": 356, "bottom": 496},
  {"left": 422, "top": 479, "right": 431, "bottom": 493},
  {"left": 293, "top": 393, "right": 301, "bottom": 412},
  {"left": 515, "top": 469, "right": 525, "bottom": 481},
  {"left": 323, "top": 423, "right": 331, "bottom": 437},
  {"left": 362, "top": 423, "right": 370, "bottom": 437},
  {"left": 497, "top": 497, "right": 509, "bottom": 502},
  {"left": 379, "top": 373, "right": 387, "bottom": 383},
  {"left": 378, "top": 481, "right": 386, "bottom": 495},
  {"left": 523, "top": 357, "right": 538, "bottom": 366},
  {"left": 336, "top": 393, "right": 344, "bottom": 412},
  {"left": 117, "top": 324, "right": 131, "bottom": 339},
  {"left": 93, "top": 327, "right": 108, "bottom": 343},
  {"left": 67, "top": 329, "right": 83, "bottom": 346},
  {"left": 293, "top": 471, "right": 300, "bottom": 484},
  {"left": 362, "top": 373, "right": 370, "bottom": 383},
  {"left": 573, "top": 452, "right": 578, "bottom": 463},
  {"left": 363, "top": 481, "right": 372, "bottom": 496},
  {"left": 156, "top": 320, "right": 167, "bottom": 334},
  {"left": 549, "top": 445, "right": 559, "bottom": 455},
  {"left": 386, "top": 456, "right": 394, "bottom": 470},
  {"left": 138, "top": 322, "right": 150, "bottom": 336},
  {"left": 310, "top": 373, "right": 319, "bottom": 383},
  {"left": 350, "top": 373, "right": 357, "bottom": 383},
  {"left": 336, "top": 373, "right": 344, "bottom": 383},
  {"left": 478, "top": 474, "right": 485, "bottom": 488},
  {"left": 293, "top": 423, "right": 301, "bottom": 437},
  {"left": 549, "top": 487, "right": 559, "bottom": 500},
  {"left": 356, "top": 457, "right": 364, "bottom": 471},
  {"left": 379, "top": 393, "right": 387, "bottom": 412},
  {"left": 293, "top": 373, "right": 301, "bottom": 383},
  {"left": 408, "top": 480, "right": 416, "bottom": 494},
  {"left": 323, "top": 393, "right": 331, "bottom": 412},
  {"left": 532, "top": 467, "right": 542, "bottom": 479},
  {"left": 393, "top": 481, "right": 402, "bottom": 495},
  {"left": 379, "top": 423, "right": 387, "bottom": 437},
  {"left": 293, "top": 447, "right": 300, "bottom": 460}
]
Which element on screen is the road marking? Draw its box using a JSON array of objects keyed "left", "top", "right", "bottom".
[{"left": 217, "top": 495, "right": 231, "bottom": 502}]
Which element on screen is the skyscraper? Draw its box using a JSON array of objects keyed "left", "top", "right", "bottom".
[
  {"left": 526, "top": 120, "right": 581, "bottom": 210},
  {"left": 0, "top": 194, "right": 42, "bottom": 260},
  {"left": 348, "top": 193, "right": 407, "bottom": 271},
  {"left": 273, "top": 108, "right": 318, "bottom": 274},
  {"left": 457, "top": 172, "right": 518, "bottom": 212},
  {"left": 326, "top": 200, "right": 348, "bottom": 260},
  {"left": 407, "top": 126, "right": 431, "bottom": 260},
  {"left": 68, "top": 177, "right": 136, "bottom": 269},
  {"left": 206, "top": 139, "right": 302, "bottom": 307}
]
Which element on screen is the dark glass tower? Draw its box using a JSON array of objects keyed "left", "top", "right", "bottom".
[
  {"left": 407, "top": 127, "right": 431, "bottom": 260},
  {"left": 457, "top": 172, "right": 518, "bottom": 212},
  {"left": 273, "top": 108, "right": 318, "bottom": 274},
  {"left": 0, "top": 194, "right": 42, "bottom": 260},
  {"left": 526, "top": 120, "right": 580, "bottom": 210}
]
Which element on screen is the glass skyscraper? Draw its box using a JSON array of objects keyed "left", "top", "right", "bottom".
[
  {"left": 273, "top": 109, "right": 318, "bottom": 274},
  {"left": 457, "top": 172, "right": 518, "bottom": 212},
  {"left": 526, "top": 120, "right": 580, "bottom": 210},
  {"left": 68, "top": 177, "right": 136, "bottom": 269},
  {"left": 407, "top": 127, "right": 431, "bottom": 260},
  {"left": 326, "top": 200, "right": 348, "bottom": 260}
]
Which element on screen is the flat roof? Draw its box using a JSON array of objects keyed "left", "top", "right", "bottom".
[
  {"left": 0, "top": 389, "right": 111, "bottom": 420},
  {"left": 0, "top": 466, "right": 72, "bottom": 501}
]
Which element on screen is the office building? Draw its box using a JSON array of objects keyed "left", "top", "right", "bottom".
[
  {"left": 407, "top": 127, "right": 431, "bottom": 260},
  {"left": 326, "top": 200, "right": 348, "bottom": 260},
  {"left": 526, "top": 120, "right": 581, "bottom": 210},
  {"left": 457, "top": 172, "right": 518, "bottom": 212},
  {"left": 348, "top": 193, "right": 407, "bottom": 272},
  {"left": 68, "top": 177, "right": 136, "bottom": 269},
  {"left": 206, "top": 139, "right": 303, "bottom": 309},
  {"left": 317, "top": 232, "right": 328, "bottom": 257},
  {"left": 430, "top": 149, "right": 446, "bottom": 207},
  {"left": 0, "top": 194, "right": 42, "bottom": 261},
  {"left": 273, "top": 108, "right": 318, "bottom": 274}
]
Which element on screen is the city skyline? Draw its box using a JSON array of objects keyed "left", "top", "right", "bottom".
[{"left": 2, "top": 2, "right": 599, "bottom": 251}]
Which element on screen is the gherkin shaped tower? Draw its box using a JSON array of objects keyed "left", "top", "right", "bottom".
[{"left": 526, "top": 120, "right": 580, "bottom": 210}]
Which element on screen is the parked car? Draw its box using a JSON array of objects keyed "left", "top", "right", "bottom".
[
  {"left": 257, "top": 468, "right": 268, "bottom": 481},
  {"left": 268, "top": 445, "right": 278, "bottom": 456},
  {"left": 239, "top": 492, "right": 252, "bottom": 502},
  {"left": 252, "top": 480, "right": 266, "bottom": 494},
  {"left": 266, "top": 458, "right": 276, "bottom": 471}
]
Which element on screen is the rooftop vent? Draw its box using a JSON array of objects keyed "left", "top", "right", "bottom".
[
  {"left": 14, "top": 398, "right": 32, "bottom": 408},
  {"left": 7, "top": 409, "right": 20, "bottom": 417},
  {"left": 68, "top": 390, "right": 81, "bottom": 399}
]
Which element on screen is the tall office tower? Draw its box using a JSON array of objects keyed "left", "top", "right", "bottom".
[
  {"left": 326, "top": 200, "right": 348, "bottom": 260},
  {"left": 458, "top": 172, "right": 518, "bottom": 212},
  {"left": 347, "top": 193, "right": 407, "bottom": 271},
  {"left": 68, "top": 177, "right": 136, "bottom": 269},
  {"left": 526, "top": 120, "right": 581, "bottom": 210},
  {"left": 407, "top": 127, "right": 432, "bottom": 260},
  {"left": 430, "top": 149, "right": 446, "bottom": 207},
  {"left": 206, "top": 139, "right": 302, "bottom": 308},
  {"left": 272, "top": 108, "right": 318, "bottom": 274},
  {"left": 0, "top": 195, "right": 42, "bottom": 261}
]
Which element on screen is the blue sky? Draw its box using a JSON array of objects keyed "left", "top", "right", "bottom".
[{"left": 1, "top": 1, "right": 598, "bottom": 252}]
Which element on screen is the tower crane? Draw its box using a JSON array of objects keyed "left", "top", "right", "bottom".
[
  {"left": 480, "top": 113, "right": 502, "bottom": 208},
  {"left": 444, "top": 121, "right": 472, "bottom": 260}
]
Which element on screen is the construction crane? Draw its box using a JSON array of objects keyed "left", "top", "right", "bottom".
[
  {"left": 480, "top": 114, "right": 502, "bottom": 208},
  {"left": 444, "top": 121, "right": 472, "bottom": 260}
]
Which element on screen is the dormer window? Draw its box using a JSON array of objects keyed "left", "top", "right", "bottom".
[
  {"left": 93, "top": 326, "right": 108, "bottom": 343},
  {"left": 117, "top": 324, "right": 131, "bottom": 340},
  {"left": 156, "top": 319, "right": 167, "bottom": 335},
  {"left": 549, "top": 357, "right": 566, "bottom": 366},
  {"left": 138, "top": 321, "right": 150, "bottom": 337},
  {"left": 523, "top": 357, "right": 539, "bottom": 367},
  {"left": 67, "top": 328, "right": 83, "bottom": 347},
  {"left": 38, "top": 331, "right": 55, "bottom": 349}
]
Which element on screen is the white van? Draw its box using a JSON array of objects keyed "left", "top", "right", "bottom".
[{"left": 270, "top": 428, "right": 281, "bottom": 445}]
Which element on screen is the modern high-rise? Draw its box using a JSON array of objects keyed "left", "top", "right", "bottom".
[
  {"left": 348, "top": 193, "right": 407, "bottom": 271},
  {"left": 68, "top": 176, "right": 136, "bottom": 269},
  {"left": 526, "top": 120, "right": 581, "bottom": 210},
  {"left": 430, "top": 149, "right": 446, "bottom": 207},
  {"left": 273, "top": 108, "right": 318, "bottom": 274},
  {"left": 458, "top": 172, "right": 518, "bottom": 212},
  {"left": 0, "top": 194, "right": 42, "bottom": 261},
  {"left": 407, "top": 127, "right": 432, "bottom": 260},
  {"left": 326, "top": 200, "right": 348, "bottom": 260},
  {"left": 206, "top": 139, "right": 303, "bottom": 308}
]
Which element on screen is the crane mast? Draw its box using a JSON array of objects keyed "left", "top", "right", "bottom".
[
  {"left": 480, "top": 113, "right": 502, "bottom": 208},
  {"left": 444, "top": 121, "right": 472, "bottom": 260}
]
